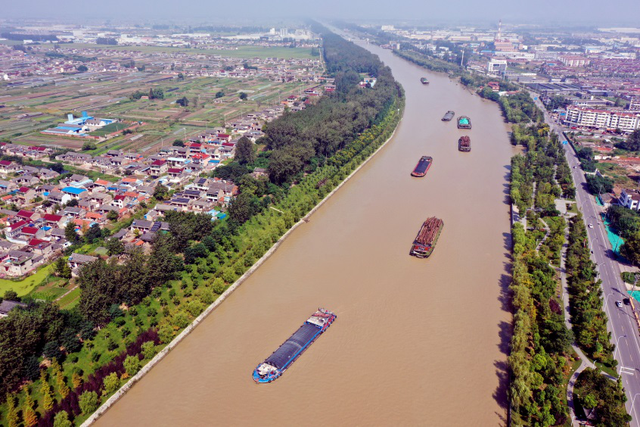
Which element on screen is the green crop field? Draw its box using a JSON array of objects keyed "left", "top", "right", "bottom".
[
  {"left": 0, "top": 264, "right": 54, "bottom": 297},
  {"left": 55, "top": 43, "right": 315, "bottom": 59},
  {"left": 57, "top": 287, "right": 81, "bottom": 309},
  {"left": 90, "top": 121, "right": 129, "bottom": 136}
]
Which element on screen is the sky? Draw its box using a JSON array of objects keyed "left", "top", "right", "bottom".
[{"left": 2, "top": 0, "right": 640, "bottom": 26}]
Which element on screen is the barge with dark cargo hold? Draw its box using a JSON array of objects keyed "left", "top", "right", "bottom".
[
  {"left": 457, "top": 116, "right": 472, "bottom": 129},
  {"left": 253, "top": 308, "right": 337, "bottom": 383},
  {"left": 411, "top": 156, "right": 432, "bottom": 177},
  {"left": 458, "top": 136, "right": 470, "bottom": 152},
  {"left": 442, "top": 111, "right": 455, "bottom": 121},
  {"left": 410, "top": 217, "right": 444, "bottom": 258}
]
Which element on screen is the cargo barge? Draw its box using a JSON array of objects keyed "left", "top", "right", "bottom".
[
  {"left": 420, "top": 77, "right": 429, "bottom": 85},
  {"left": 410, "top": 217, "right": 444, "bottom": 258},
  {"left": 411, "top": 156, "right": 433, "bottom": 177},
  {"left": 457, "top": 116, "right": 472, "bottom": 129},
  {"left": 442, "top": 111, "right": 455, "bottom": 121},
  {"left": 458, "top": 136, "right": 471, "bottom": 152},
  {"left": 252, "top": 308, "right": 337, "bottom": 383}
]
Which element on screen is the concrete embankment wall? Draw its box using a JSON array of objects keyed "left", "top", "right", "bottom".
[{"left": 82, "top": 112, "right": 403, "bottom": 426}]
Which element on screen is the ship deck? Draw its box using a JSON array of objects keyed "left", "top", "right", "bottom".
[{"left": 264, "top": 323, "right": 322, "bottom": 370}]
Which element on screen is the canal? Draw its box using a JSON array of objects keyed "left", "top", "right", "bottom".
[{"left": 96, "top": 42, "right": 516, "bottom": 426}]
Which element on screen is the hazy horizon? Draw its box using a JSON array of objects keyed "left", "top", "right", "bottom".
[{"left": 2, "top": 0, "right": 640, "bottom": 27}]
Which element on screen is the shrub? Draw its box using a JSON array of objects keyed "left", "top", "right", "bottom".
[
  {"left": 199, "top": 289, "right": 214, "bottom": 305},
  {"left": 142, "top": 341, "right": 156, "bottom": 360},
  {"left": 158, "top": 323, "right": 174, "bottom": 344},
  {"left": 213, "top": 278, "right": 226, "bottom": 294},
  {"left": 53, "top": 410, "right": 72, "bottom": 427},
  {"left": 124, "top": 355, "right": 141, "bottom": 376},
  {"left": 103, "top": 372, "right": 120, "bottom": 395},
  {"left": 79, "top": 390, "right": 99, "bottom": 415},
  {"left": 185, "top": 300, "right": 204, "bottom": 317},
  {"left": 171, "top": 310, "right": 191, "bottom": 329}
]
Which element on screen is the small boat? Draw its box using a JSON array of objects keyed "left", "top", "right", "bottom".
[
  {"left": 457, "top": 116, "right": 472, "bottom": 129},
  {"left": 420, "top": 77, "right": 429, "bottom": 85},
  {"left": 458, "top": 136, "right": 471, "bottom": 152},
  {"left": 253, "top": 308, "right": 337, "bottom": 384},
  {"left": 410, "top": 217, "right": 444, "bottom": 258},
  {"left": 411, "top": 156, "right": 433, "bottom": 177},
  {"left": 442, "top": 111, "right": 455, "bottom": 121}
]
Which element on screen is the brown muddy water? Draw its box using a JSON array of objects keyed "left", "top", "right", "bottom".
[{"left": 96, "top": 43, "right": 516, "bottom": 426}]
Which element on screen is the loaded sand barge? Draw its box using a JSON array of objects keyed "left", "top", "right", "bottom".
[
  {"left": 410, "top": 217, "right": 444, "bottom": 258},
  {"left": 458, "top": 136, "right": 471, "bottom": 152}
]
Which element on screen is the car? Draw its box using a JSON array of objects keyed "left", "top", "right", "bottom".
[
  {"left": 616, "top": 301, "right": 623, "bottom": 308},
  {"left": 588, "top": 224, "right": 594, "bottom": 228},
  {"left": 624, "top": 298, "right": 631, "bottom": 305}
]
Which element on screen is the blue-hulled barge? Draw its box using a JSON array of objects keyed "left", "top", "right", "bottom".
[{"left": 253, "top": 308, "right": 337, "bottom": 383}]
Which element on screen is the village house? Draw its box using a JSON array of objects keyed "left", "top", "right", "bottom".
[
  {"left": 131, "top": 219, "right": 169, "bottom": 234},
  {"left": 28, "top": 239, "right": 53, "bottom": 257},
  {"left": 0, "top": 250, "right": 35, "bottom": 277},
  {"left": 42, "top": 213, "right": 66, "bottom": 228},
  {"left": 0, "top": 300, "right": 27, "bottom": 318},
  {"left": 62, "top": 186, "right": 88, "bottom": 200},
  {"left": 68, "top": 253, "right": 98, "bottom": 276},
  {"left": 5, "top": 220, "right": 28, "bottom": 240},
  {"left": 620, "top": 188, "right": 640, "bottom": 211},
  {"left": 150, "top": 159, "right": 168, "bottom": 175},
  {"left": 16, "top": 187, "right": 37, "bottom": 203}
]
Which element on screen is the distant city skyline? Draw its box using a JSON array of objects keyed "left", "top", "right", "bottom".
[{"left": 2, "top": 0, "right": 640, "bottom": 26}]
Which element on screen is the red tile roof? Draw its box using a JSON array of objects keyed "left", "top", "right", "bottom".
[
  {"left": 151, "top": 160, "right": 166, "bottom": 166},
  {"left": 9, "top": 220, "right": 26, "bottom": 230},
  {"left": 43, "top": 214, "right": 63, "bottom": 222},
  {"left": 28, "top": 238, "right": 47, "bottom": 246},
  {"left": 21, "top": 227, "right": 39, "bottom": 235},
  {"left": 86, "top": 212, "right": 103, "bottom": 220},
  {"left": 17, "top": 210, "right": 34, "bottom": 219}
]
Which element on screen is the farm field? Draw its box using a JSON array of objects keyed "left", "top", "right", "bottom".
[
  {"left": 0, "top": 264, "right": 54, "bottom": 297},
  {"left": 52, "top": 43, "right": 315, "bottom": 59},
  {"left": 1, "top": 40, "right": 322, "bottom": 155}
]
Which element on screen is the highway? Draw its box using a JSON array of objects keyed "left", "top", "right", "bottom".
[{"left": 533, "top": 95, "right": 640, "bottom": 424}]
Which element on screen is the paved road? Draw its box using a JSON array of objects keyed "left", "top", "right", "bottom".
[{"left": 532, "top": 95, "right": 640, "bottom": 424}]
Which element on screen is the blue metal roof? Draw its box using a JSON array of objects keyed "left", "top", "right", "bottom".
[{"left": 62, "top": 186, "right": 87, "bottom": 195}]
